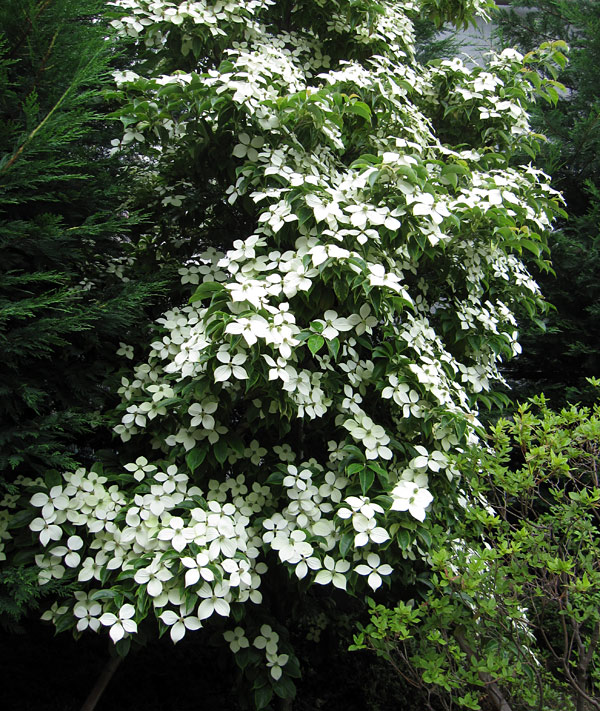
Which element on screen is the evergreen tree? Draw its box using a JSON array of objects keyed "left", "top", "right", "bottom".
[
  {"left": 497, "top": 0, "right": 600, "bottom": 406},
  {"left": 0, "top": 0, "right": 165, "bottom": 487}
]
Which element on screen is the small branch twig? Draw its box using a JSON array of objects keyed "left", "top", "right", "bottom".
[{"left": 453, "top": 627, "right": 514, "bottom": 711}]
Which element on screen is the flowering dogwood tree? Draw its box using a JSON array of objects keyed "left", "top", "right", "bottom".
[{"left": 0, "top": 0, "right": 567, "bottom": 706}]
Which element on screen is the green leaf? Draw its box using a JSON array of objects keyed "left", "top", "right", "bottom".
[
  {"left": 115, "top": 637, "right": 132, "bottom": 658},
  {"left": 307, "top": 334, "right": 325, "bottom": 355},
  {"left": 359, "top": 467, "right": 375, "bottom": 495},
  {"left": 273, "top": 675, "right": 296, "bottom": 699},
  {"left": 333, "top": 278, "right": 349, "bottom": 302},
  {"left": 368, "top": 169, "right": 380, "bottom": 187},
  {"left": 255, "top": 686, "right": 273, "bottom": 710},
  {"left": 266, "top": 471, "right": 285, "bottom": 485},
  {"left": 417, "top": 528, "right": 432, "bottom": 548},
  {"left": 347, "top": 462, "right": 364, "bottom": 476},
  {"left": 213, "top": 438, "right": 229, "bottom": 464},
  {"left": 346, "top": 101, "right": 372, "bottom": 122},
  {"left": 12, "top": 549, "right": 35, "bottom": 565},
  {"left": 90, "top": 589, "right": 120, "bottom": 601},
  {"left": 369, "top": 463, "right": 388, "bottom": 487},
  {"left": 327, "top": 337, "right": 340, "bottom": 360},
  {"left": 235, "top": 647, "right": 252, "bottom": 670},
  {"left": 186, "top": 447, "right": 207, "bottom": 474},
  {"left": 8, "top": 508, "right": 34, "bottom": 530},
  {"left": 189, "top": 281, "right": 225, "bottom": 304},
  {"left": 397, "top": 529, "right": 411, "bottom": 550},
  {"left": 340, "top": 532, "right": 354, "bottom": 558},
  {"left": 45, "top": 469, "right": 62, "bottom": 489}
]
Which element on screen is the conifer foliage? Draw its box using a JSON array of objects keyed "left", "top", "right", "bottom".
[
  {"left": 0, "top": 0, "right": 160, "bottom": 481},
  {"left": 1, "top": 0, "right": 569, "bottom": 707}
]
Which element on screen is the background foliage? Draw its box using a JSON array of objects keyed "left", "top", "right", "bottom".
[{"left": 497, "top": 0, "right": 600, "bottom": 407}]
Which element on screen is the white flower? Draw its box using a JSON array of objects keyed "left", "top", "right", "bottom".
[
  {"left": 41, "top": 601, "right": 69, "bottom": 624},
  {"left": 188, "top": 399, "right": 218, "bottom": 429},
  {"left": 30, "top": 517, "right": 63, "bottom": 546},
  {"left": 225, "top": 314, "right": 269, "bottom": 346},
  {"left": 117, "top": 342, "right": 134, "bottom": 359},
  {"left": 244, "top": 439, "right": 267, "bottom": 465},
  {"left": 160, "top": 606, "right": 202, "bottom": 643},
  {"left": 146, "top": 383, "right": 174, "bottom": 402},
  {"left": 314, "top": 555, "right": 350, "bottom": 589},
  {"left": 50, "top": 535, "right": 84, "bottom": 568},
  {"left": 134, "top": 557, "right": 173, "bottom": 597},
  {"left": 343, "top": 413, "right": 393, "bottom": 460},
  {"left": 232, "top": 132, "right": 264, "bottom": 162},
  {"left": 157, "top": 516, "right": 193, "bottom": 552},
  {"left": 74, "top": 600, "right": 103, "bottom": 632},
  {"left": 30, "top": 486, "right": 69, "bottom": 520},
  {"left": 253, "top": 624, "right": 279, "bottom": 655},
  {"left": 352, "top": 514, "right": 390, "bottom": 547},
  {"left": 408, "top": 191, "right": 450, "bottom": 225},
  {"left": 338, "top": 496, "right": 384, "bottom": 520},
  {"left": 341, "top": 384, "right": 362, "bottom": 414},
  {"left": 282, "top": 465, "right": 312, "bottom": 490},
  {"left": 390, "top": 480, "right": 434, "bottom": 522},
  {"left": 214, "top": 349, "right": 248, "bottom": 382},
  {"left": 124, "top": 456, "right": 156, "bottom": 482},
  {"left": 227, "top": 278, "right": 267, "bottom": 308},
  {"left": 197, "top": 581, "right": 231, "bottom": 619},
  {"left": 223, "top": 626, "right": 250, "bottom": 653},
  {"left": 348, "top": 304, "right": 378, "bottom": 335},
  {"left": 411, "top": 446, "right": 448, "bottom": 472},
  {"left": 35, "top": 553, "right": 65, "bottom": 584},
  {"left": 305, "top": 193, "right": 345, "bottom": 228},
  {"left": 100, "top": 603, "right": 137, "bottom": 643},
  {"left": 313, "top": 310, "right": 352, "bottom": 341},
  {"left": 263, "top": 354, "right": 296, "bottom": 383},
  {"left": 267, "top": 652, "right": 289, "bottom": 681},
  {"left": 367, "top": 263, "right": 402, "bottom": 292},
  {"left": 355, "top": 553, "right": 393, "bottom": 591},
  {"left": 181, "top": 552, "right": 215, "bottom": 587}
]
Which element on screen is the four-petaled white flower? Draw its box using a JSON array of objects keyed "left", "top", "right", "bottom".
[
  {"left": 313, "top": 310, "right": 353, "bottom": 340},
  {"left": 314, "top": 555, "right": 351, "bottom": 589},
  {"left": 134, "top": 557, "right": 173, "bottom": 596},
  {"left": 100, "top": 603, "right": 137, "bottom": 643},
  {"left": 411, "top": 445, "right": 448, "bottom": 472},
  {"left": 50, "top": 534, "right": 84, "bottom": 568},
  {"left": 343, "top": 413, "right": 393, "bottom": 460},
  {"left": 160, "top": 606, "right": 202, "bottom": 643},
  {"left": 232, "top": 132, "right": 264, "bottom": 162},
  {"left": 253, "top": 624, "right": 279, "bottom": 655},
  {"left": 390, "top": 480, "right": 434, "bottom": 522},
  {"left": 124, "top": 456, "right": 156, "bottom": 481},
  {"left": 225, "top": 314, "right": 269, "bottom": 346},
  {"left": 224, "top": 626, "right": 250, "bottom": 653},
  {"left": 267, "top": 652, "right": 289, "bottom": 681},
  {"left": 157, "top": 516, "right": 192, "bottom": 552},
  {"left": 214, "top": 349, "right": 248, "bottom": 382},
  {"left": 188, "top": 399, "right": 218, "bottom": 429},
  {"left": 197, "top": 581, "right": 231, "bottom": 619},
  {"left": 30, "top": 486, "right": 69, "bottom": 520},
  {"left": 355, "top": 553, "right": 393, "bottom": 591},
  {"left": 181, "top": 551, "right": 215, "bottom": 587}
]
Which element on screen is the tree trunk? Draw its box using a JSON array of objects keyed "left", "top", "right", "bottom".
[{"left": 79, "top": 654, "right": 122, "bottom": 711}]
